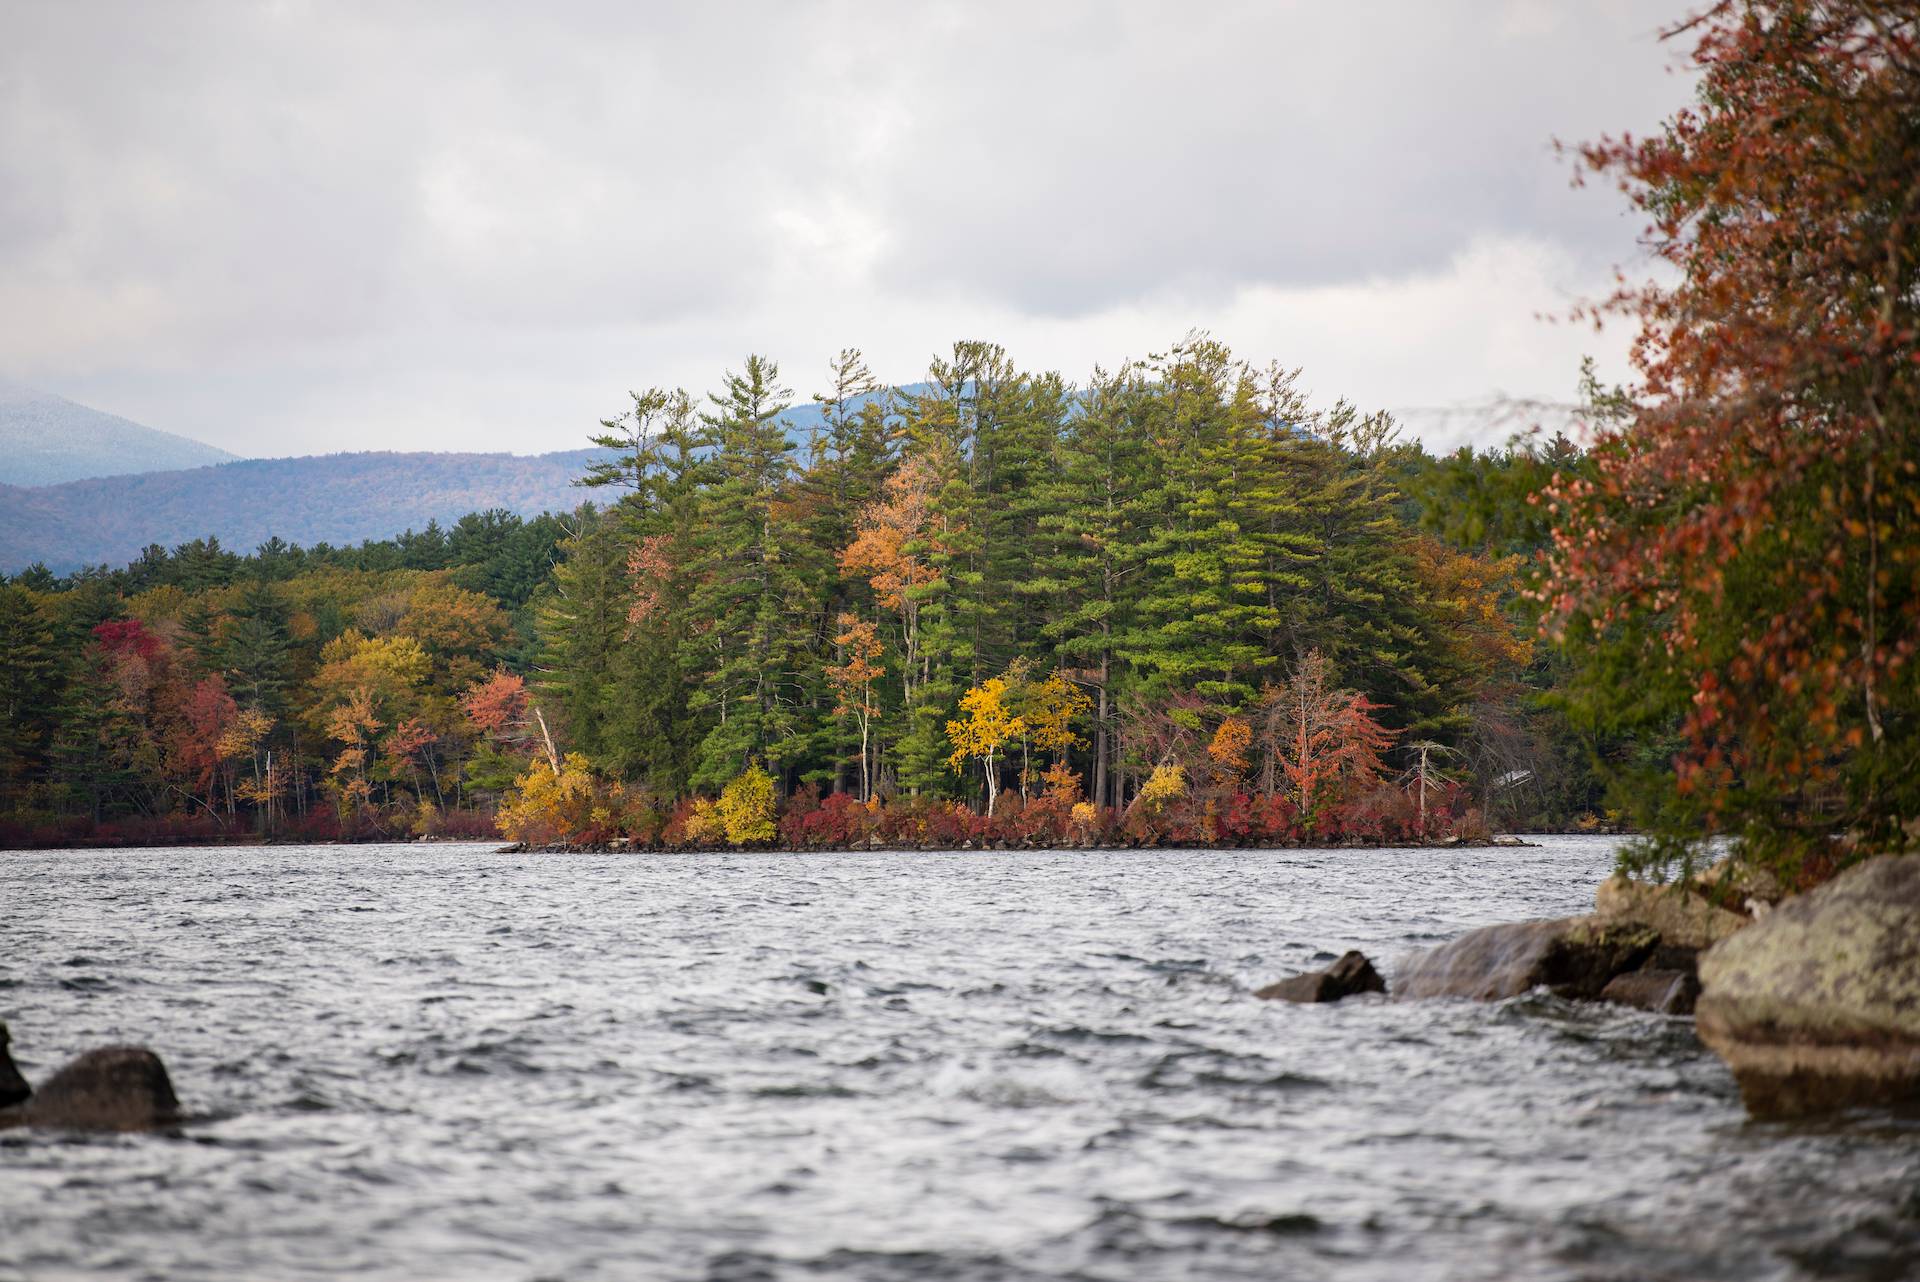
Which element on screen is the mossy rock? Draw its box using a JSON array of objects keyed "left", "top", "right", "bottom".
[{"left": 1696, "top": 855, "right": 1920, "bottom": 1118}]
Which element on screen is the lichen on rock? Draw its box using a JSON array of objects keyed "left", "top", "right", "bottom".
[{"left": 1695, "top": 854, "right": 1920, "bottom": 1119}]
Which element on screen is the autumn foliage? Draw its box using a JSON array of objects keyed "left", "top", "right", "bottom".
[{"left": 1545, "top": 1, "right": 1920, "bottom": 875}]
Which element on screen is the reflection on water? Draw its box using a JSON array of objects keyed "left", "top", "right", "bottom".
[{"left": 3, "top": 837, "right": 1916, "bottom": 1281}]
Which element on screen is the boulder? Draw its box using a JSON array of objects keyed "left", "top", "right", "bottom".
[
  {"left": 1696, "top": 854, "right": 1920, "bottom": 1119},
  {"left": 0, "top": 1046, "right": 180, "bottom": 1132},
  {"left": 1395, "top": 916, "right": 1658, "bottom": 1001},
  {"left": 1691, "top": 856, "right": 1786, "bottom": 912},
  {"left": 1599, "top": 968, "right": 1700, "bottom": 1015},
  {"left": 0, "top": 1023, "right": 29, "bottom": 1109},
  {"left": 1256, "top": 950, "right": 1387, "bottom": 1003},
  {"left": 1594, "top": 872, "right": 1751, "bottom": 950}
]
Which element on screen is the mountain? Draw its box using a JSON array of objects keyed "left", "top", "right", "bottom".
[
  {"left": 0, "top": 382, "right": 924, "bottom": 573},
  {"left": 0, "top": 449, "right": 614, "bottom": 574},
  {"left": 0, "top": 379, "right": 239, "bottom": 485}
]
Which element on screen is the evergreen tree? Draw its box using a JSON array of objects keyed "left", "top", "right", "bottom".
[
  {"left": 0, "top": 585, "right": 57, "bottom": 803},
  {"left": 681, "top": 356, "right": 813, "bottom": 788}
]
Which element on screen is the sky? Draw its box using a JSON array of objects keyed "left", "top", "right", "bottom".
[{"left": 0, "top": 1, "right": 1697, "bottom": 459}]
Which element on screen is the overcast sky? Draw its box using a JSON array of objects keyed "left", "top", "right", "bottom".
[{"left": 0, "top": 1, "right": 1696, "bottom": 458}]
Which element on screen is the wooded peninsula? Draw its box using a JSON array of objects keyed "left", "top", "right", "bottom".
[{"left": 3, "top": 0, "right": 1915, "bottom": 895}]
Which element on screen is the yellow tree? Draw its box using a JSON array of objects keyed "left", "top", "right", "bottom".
[
  {"left": 308, "top": 631, "right": 432, "bottom": 809},
  {"left": 946, "top": 676, "right": 1023, "bottom": 816},
  {"left": 324, "top": 689, "right": 381, "bottom": 816},
  {"left": 825, "top": 614, "right": 884, "bottom": 801},
  {"left": 717, "top": 763, "right": 777, "bottom": 845},
  {"left": 1006, "top": 663, "right": 1091, "bottom": 799},
  {"left": 217, "top": 706, "right": 278, "bottom": 827}
]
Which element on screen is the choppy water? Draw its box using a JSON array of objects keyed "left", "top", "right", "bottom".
[{"left": 3, "top": 837, "right": 1917, "bottom": 1281}]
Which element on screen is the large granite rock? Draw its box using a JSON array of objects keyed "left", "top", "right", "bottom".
[
  {"left": 1396, "top": 917, "right": 1659, "bottom": 1001},
  {"left": 1256, "top": 950, "right": 1387, "bottom": 1003},
  {"left": 0, "top": 1046, "right": 180, "bottom": 1132},
  {"left": 1594, "top": 872, "right": 1751, "bottom": 950},
  {"left": 1695, "top": 854, "right": 1920, "bottom": 1119},
  {"left": 0, "top": 1023, "right": 30, "bottom": 1108}
]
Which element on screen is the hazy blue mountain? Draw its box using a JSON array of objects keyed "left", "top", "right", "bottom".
[
  {"left": 0, "top": 382, "right": 930, "bottom": 573},
  {"left": 0, "top": 449, "right": 617, "bottom": 574},
  {"left": 0, "top": 379, "right": 239, "bottom": 485}
]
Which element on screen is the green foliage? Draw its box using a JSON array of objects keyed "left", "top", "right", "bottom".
[{"left": 1, "top": 334, "right": 1603, "bottom": 845}]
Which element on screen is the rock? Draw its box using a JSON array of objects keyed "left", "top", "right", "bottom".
[
  {"left": 1594, "top": 872, "right": 1750, "bottom": 950},
  {"left": 1490, "top": 834, "right": 1529, "bottom": 847},
  {"left": 1395, "top": 916, "right": 1659, "bottom": 1001},
  {"left": 1599, "top": 968, "right": 1700, "bottom": 1015},
  {"left": 0, "top": 1023, "right": 30, "bottom": 1109},
  {"left": 1696, "top": 854, "right": 1920, "bottom": 1119},
  {"left": 1256, "top": 950, "right": 1387, "bottom": 1002},
  {"left": 0, "top": 1046, "right": 180, "bottom": 1132},
  {"left": 1692, "top": 856, "right": 1786, "bottom": 910}
]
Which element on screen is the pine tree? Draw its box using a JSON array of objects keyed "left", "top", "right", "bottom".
[
  {"left": 681, "top": 356, "right": 814, "bottom": 789},
  {"left": 1035, "top": 364, "right": 1153, "bottom": 807},
  {"left": 0, "top": 585, "right": 57, "bottom": 803}
]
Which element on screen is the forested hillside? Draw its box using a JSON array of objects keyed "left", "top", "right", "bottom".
[
  {"left": 0, "top": 338, "right": 1606, "bottom": 849},
  {"left": 0, "top": 449, "right": 610, "bottom": 573}
]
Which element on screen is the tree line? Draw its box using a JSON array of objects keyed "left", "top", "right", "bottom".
[
  {"left": 523, "top": 335, "right": 1593, "bottom": 847},
  {"left": 0, "top": 339, "right": 1603, "bottom": 848}
]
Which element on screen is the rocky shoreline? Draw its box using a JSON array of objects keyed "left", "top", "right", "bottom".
[{"left": 1255, "top": 853, "right": 1920, "bottom": 1119}]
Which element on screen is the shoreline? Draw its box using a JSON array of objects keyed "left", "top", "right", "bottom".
[
  {"left": 497, "top": 834, "right": 1551, "bottom": 855},
  {"left": 0, "top": 833, "right": 1585, "bottom": 854}
]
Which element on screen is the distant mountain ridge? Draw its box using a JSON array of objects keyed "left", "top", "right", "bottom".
[
  {"left": 0, "top": 449, "right": 615, "bottom": 573},
  {"left": 0, "top": 380, "right": 931, "bottom": 573},
  {"left": 0, "top": 379, "right": 239, "bottom": 485}
]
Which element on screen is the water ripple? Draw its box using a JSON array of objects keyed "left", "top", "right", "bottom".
[{"left": 2, "top": 837, "right": 1916, "bottom": 1281}]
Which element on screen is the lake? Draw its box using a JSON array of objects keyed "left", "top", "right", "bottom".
[{"left": 4, "top": 837, "right": 1917, "bottom": 1280}]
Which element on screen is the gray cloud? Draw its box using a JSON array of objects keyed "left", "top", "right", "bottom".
[{"left": 0, "top": 0, "right": 1694, "bottom": 455}]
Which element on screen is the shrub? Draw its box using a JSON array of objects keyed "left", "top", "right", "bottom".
[
  {"left": 716, "top": 764, "right": 777, "bottom": 846},
  {"left": 497, "top": 753, "right": 597, "bottom": 844},
  {"left": 663, "top": 796, "right": 722, "bottom": 848},
  {"left": 1138, "top": 764, "right": 1186, "bottom": 811}
]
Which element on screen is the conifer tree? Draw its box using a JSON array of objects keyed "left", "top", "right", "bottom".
[{"left": 681, "top": 356, "right": 813, "bottom": 788}]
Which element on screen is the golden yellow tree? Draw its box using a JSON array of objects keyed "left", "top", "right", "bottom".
[
  {"left": 716, "top": 763, "right": 777, "bottom": 845},
  {"left": 498, "top": 751, "right": 598, "bottom": 843},
  {"left": 946, "top": 676, "right": 1023, "bottom": 816},
  {"left": 218, "top": 706, "right": 280, "bottom": 827},
  {"left": 1003, "top": 662, "right": 1090, "bottom": 799}
]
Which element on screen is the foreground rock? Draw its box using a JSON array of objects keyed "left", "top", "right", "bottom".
[
  {"left": 1599, "top": 968, "right": 1700, "bottom": 1016},
  {"left": 1696, "top": 855, "right": 1920, "bottom": 1119},
  {"left": 0, "top": 1040, "right": 181, "bottom": 1132},
  {"left": 0, "top": 1023, "right": 30, "bottom": 1108},
  {"left": 1395, "top": 917, "right": 1658, "bottom": 1001},
  {"left": 1594, "top": 872, "right": 1750, "bottom": 950},
  {"left": 1257, "top": 950, "right": 1387, "bottom": 1003}
]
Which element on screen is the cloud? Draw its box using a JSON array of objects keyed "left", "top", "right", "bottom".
[{"left": 0, "top": 0, "right": 1693, "bottom": 456}]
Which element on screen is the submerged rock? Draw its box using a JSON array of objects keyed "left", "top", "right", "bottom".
[
  {"left": 1695, "top": 855, "right": 1920, "bottom": 1119},
  {"left": 1599, "top": 968, "right": 1700, "bottom": 1016},
  {"left": 0, "top": 1045, "right": 180, "bottom": 1132},
  {"left": 1256, "top": 950, "right": 1387, "bottom": 1003},
  {"left": 1395, "top": 917, "right": 1658, "bottom": 1002},
  {"left": 0, "top": 1023, "right": 29, "bottom": 1109},
  {"left": 1594, "top": 872, "right": 1749, "bottom": 950}
]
